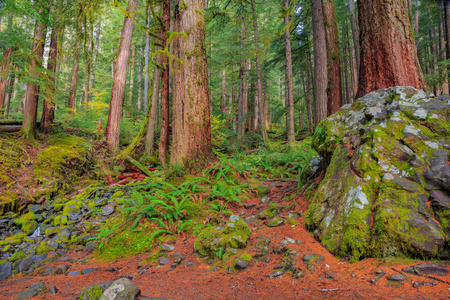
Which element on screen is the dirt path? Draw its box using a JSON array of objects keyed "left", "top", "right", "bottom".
[{"left": 2, "top": 180, "right": 450, "bottom": 299}]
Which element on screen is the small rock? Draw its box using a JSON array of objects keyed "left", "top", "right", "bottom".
[
  {"left": 229, "top": 215, "right": 241, "bottom": 222},
  {"left": 284, "top": 237, "right": 295, "bottom": 244},
  {"left": 296, "top": 240, "right": 302, "bottom": 245},
  {"left": 325, "top": 272, "right": 334, "bottom": 279},
  {"left": 41, "top": 266, "right": 57, "bottom": 277},
  {"left": 267, "top": 270, "right": 285, "bottom": 279},
  {"left": 244, "top": 203, "right": 257, "bottom": 209},
  {"left": 413, "top": 281, "right": 420, "bottom": 288},
  {"left": 81, "top": 267, "right": 95, "bottom": 275},
  {"left": 260, "top": 196, "right": 270, "bottom": 204},
  {"left": 101, "top": 205, "right": 114, "bottom": 216},
  {"left": 387, "top": 274, "right": 405, "bottom": 282},
  {"left": 53, "top": 264, "right": 71, "bottom": 275},
  {"left": 159, "top": 258, "right": 170, "bottom": 265},
  {"left": 235, "top": 260, "right": 248, "bottom": 270},
  {"left": 351, "top": 273, "right": 356, "bottom": 278},
  {"left": 375, "top": 270, "right": 386, "bottom": 276},
  {"left": 99, "top": 277, "right": 139, "bottom": 300},
  {"left": 183, "top": 261, "right": 194, "bottom": 267},
  {"left": 68, "top": 270, "right": 79, "bottom": 276},
  {"left": 49, "top": 286, "right": 58, "bottom": 294},
  {"left": 160, "top": 244, "right": 175, "bottom": 252},
  {"left": 265, "top": 217, "right": 284, "bottom": 227},
  {"left": 369, "top": 278, "right": 376, "bottom": 284},
  {"left": 303, "top": 254, "right": 314, "bottom": 262},
  {"left": 14, "top": 281, "right": 46, "bottom": 300},
  {"left": 106, "top": 266, "right": 119, "bottom": 272}
]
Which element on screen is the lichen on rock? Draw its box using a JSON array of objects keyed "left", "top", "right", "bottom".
[{"left": 305, "top": 86, "right": 450, "bottom": 261}]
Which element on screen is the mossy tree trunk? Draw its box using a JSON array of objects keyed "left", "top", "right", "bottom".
[
  {"left": 68, "top": 23, "right": 81, "bottom": 114},
  {"left": 159, "top": 0, "right": 171, "bottom": 165},
  {"left": 128, "top": 44, "right": 136, "bottom": 113},
  {"left": 284, "top": 0, "right": 295, "bottom": 146},
  {"left": 356, "top": 0, "right": 426, "bottom": 98},
  {"left": 323, "top": 0, "right": 342, "bottom": 116},
  {"left": 22, "top": 6, "right": 47, "bottom": 142},
  {"left": 171, "top": 0, "right": 213, "bottom": 168},
  {"left": 145, "top": 50, "right": 162, "bottom": 156},
  {"left": 311, "top": 0, "right": 327, "bottom": 126},
  {"left": 0, "top": 47, "right": 11, "bottom": 119},
  {"left": 105, "top": 0, "right": 138, "bottom": 153}
]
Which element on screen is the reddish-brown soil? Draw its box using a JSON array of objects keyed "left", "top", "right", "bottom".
[{"left": 2, "top": 180, "right": 450, "bottom": 300}]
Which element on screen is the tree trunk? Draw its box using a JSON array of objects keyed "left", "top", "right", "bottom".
[
  {"left": 68, "top": 25, "right": 81, "bottom": 113},
  {"left": 445, "top": 0, "right": 450, "bottom": 64},
  {"left": 41, "top": 25, "right": 59, "bottom": 132},
  {"left": 105, "top": 0, "right": 138, "bottom": 153},
  {"left": 4, "top": 72, "right": 14, "bottom": 118},
  {"left": 347, "top": 0, "right": 360, "bottom": 76},
  {"left": 284, "top": 0, "right": 295, "bottom": 145},
  {"left": 144, "top": 4, "right": 151, "bottom": 112},
  {"left": 357, "top": 0, "right": 426, "bottom": 98},
  {"left": 221, "top": 69, "right": 226, "bottom": 114},
  {"left": 22, "top": 8, "right": 46, "bottom": 141},
  {"left": 415, "top": 0, "right": 419, "bottom": 47},
  {"left": 128, "top": 45, "right": 136, "bottom": 113},
  {"left": 238, "top": 20, "right": 245, "bottom": 138},
  {"left": 311, "top": 0, "right": 327, "bottom": 126},
  {"left": 171, "top": 0, "right": 213, "bottom": 167},
  {"left": 0, "top": 48, "right": 11, "bottom": 119},
  {"left": 305, "top": 58, "right": 314, "bottom": 135},
  {"left": 137, "top": 48, "right": 143, "bottom": 110},
  {"left": 250, "top": 0, "right": 268, "bottom": 146},
  {"left": 83, "top": 25, "right": 92, "bottom": 103},
  {"left": 439, "top": 0, "right": 449, "bottom": 94},
  {"left": 323, "top": 0, "right": 342, "bottom": 115},
  {"left": 159, "top": 0, "right": 171, "bottom": 165},
  {"left": 342, "top": 27, "right": 353, "bottom": 105},
  {"left": 90, "top": 21, "right": 101, "bottom": 101},
  {"left": 145, "top": 54, "right": 162, "bottom": 156}
]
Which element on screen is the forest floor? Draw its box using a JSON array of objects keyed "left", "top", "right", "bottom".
[{"left": 2, "top": 180, "right": 450, "bottom": 300}]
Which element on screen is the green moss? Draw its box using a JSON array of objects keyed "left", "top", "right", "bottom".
[
  {"left": 37, "top": 241, "right": 54, "bottom": 255},
  {"left": 0, "top": 191, "right": 18, "bottom": 216},
  {"left": 285, "top": 216, "right": 299, "bottom": 225},
  {"left": 14, "top": 211, "right": 38, "bottom": 235},
  {"left": 9, "top": 251, "right": 25, "bottom": 262},
  {"left": 240, "top": 254, "right": 252, "bottom": 261},
  {"left": 258, "top": 202, "right": 278, "bottom": 220},
  {"left": 79, "top": 285, "right": 104, "bottom": 300}
]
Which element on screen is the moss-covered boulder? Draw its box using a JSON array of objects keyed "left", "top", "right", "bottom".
[
  {"left": 194, "top": 216, "right": 251, "bottom": 260},
  {"left": 14, "top": 212, "right": 38, "bottom": 235},
  {"left": 306, "top": 87, "right": 450, "bottom": 261}
]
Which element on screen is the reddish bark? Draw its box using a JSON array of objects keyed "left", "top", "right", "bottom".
[
  {"left": 0, "top": 47, "right": 11, "bottom": 118},
  {"left": 357, "top": 0, "right": 426, "bottom": 98}
]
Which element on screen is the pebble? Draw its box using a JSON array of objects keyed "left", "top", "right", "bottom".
[
  {"left": 235, "top": 260, "right": 248, "bottom": 270},
  {"left": 159, "top": 258, "right": 170, "bottom": 265},
  {"left": 260, "top": 197, "right": 270, "bottom": 204},
  {"left": 160, "top": 244, "right": 175, "bottom": 252},
  {"left": 68, "top": 270, "right": 79, "bottom": 276},
  {"left": 267, "top": 270, "right": 285, "bottom": 279},
  {"left": 49, "top": 286, "right": 58, "bottom": 294},
  {"left": 387, "top": 274, "right": 405, "bottom": 282},
  {"left": 81, "top": 267, "right": 95, "bottom": 275},
  {"left": 101, "top": 205, "right": 114, "bottom": 216},
  {"left": 303, "top": 254, "right": 314, "bottom": 262},
  {"left": 325, "top": 272, "right": 334, "bottom": 279}
]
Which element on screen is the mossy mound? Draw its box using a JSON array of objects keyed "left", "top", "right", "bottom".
[
  {"left": 33, "top": 133, "right": 92, "bottom": 195},
  {"left": 305, "top": 87, "right": 450, "bottom": 261},
  {"left": 194, "top": 216, "right": 251, "bottom": 261}
]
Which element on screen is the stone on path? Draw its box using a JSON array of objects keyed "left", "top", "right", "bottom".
[
  {"left": 14, "top": 281, "right": 46, "bottom": 300},
  {"left": 99, "top": 278, "right": 140, "bottom": 300},
  {"left": 402, "top": 263, "right": 449, "bottom": 276}
]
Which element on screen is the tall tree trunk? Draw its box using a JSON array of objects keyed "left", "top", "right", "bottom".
[
  {"left": 429, "top": 27, "right": 439, "bottom": 95},
  {"left": 90, "top": 21, "right": 101, "bottom": 101},
  {"left": 445, "top": 0, "right": 450, "bottom": 65},
  {"left": 145, "top": 54, "right": 162, "bottom": 156},
  {"left": 347, "top": 0, "right": 360, "bottom": 76},
  {"left": 357, "top": 0, "right": 426, "bottom": 98},
  {"left": 105, "top": 0, "right": 138, "bottom": 153},
  {"left": 5, "top": 72, "right": 14, "bottom": 118},
  {"left": 159, "top": 0, "right": 171, "bottom": 165},
  {"left": 311, "top": 0, "right": 327, "bottom": 126},
  {"left": 439, "top": 0, "right": 449, "bottom": 94},
  {"left": 323, "top": 0, "right": 342, "bottom": 115},
  {"left": 306, "top": 54, "right": 314, "bottom": 135},
  {"left": 22, "top": 8, "right": 46, "bottom": 141},
  {"left": 171, "top": 0, "right": 213, "bottom": 167},
  {"left": 128, "top": 45, "right": 136, "bottom": 113},
  {"left": 144, "top": 4, "right": 151, "bottom": 112},
  {"left": 137, "top": 48, "right": 143, "bottom": 110},
  {"left": 238, "top": 20, "right": 245, "bottom": 138},
  {"left": 284, "top": 0, "right": 295, "bottom": 145},
  {"left": 68, "top": 25, "right": 81, "bottom": 113},
  {"left": 342, "top": 28, "right": 352, "bottom": 105},
  {"left": 83, "top": 24, "right": 93, "bottom": 103},
  {"left": 415, "top": 0, "right": 419, "bottom": 47},
  {"left": 41, "top": 25, "right": 59, "bottom": 132},
  {"left": 250, "top": 0, "right": 268, "bottom": 146},
  {"left": 221, "top": 69, "right": 226, "bottom": 114},
  {"left": 243, "top": 60, "right": 249, "bottom": 132},
  {"left": 0, "top": 48, "right": 11, "bottom": 118}
]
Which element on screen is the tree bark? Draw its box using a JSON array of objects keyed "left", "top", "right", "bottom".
[
  {"left": 105, "top": 0, "right": 138, "bottom": 153},
  {"left": 284, "top": 0, "right": 295, "bottom": 145},
  {"left": 68, "top": 25, "right": 81, "bottom": 114},
  {"left": 250, "top": 0, "right": 268, "bottom": 146},
  {"left": 4, "top": 72, "right": 14, "bottom": 118},
  {"left": 357, "top": 0, "right": 426, "bottom": 98},
  {"left": 0, "top": 48, "right": 11, "bottom": 119},
  {"left": 347, "top": 0, "right": 360, "bottom": 76},
  {"left": 90, "top": 21, "right": 101, "bottom": 101},
  {"left": 137, "top": 48, "right": 143, "bottom": 110},
  {"left": 305, "top": 58, "right": 314, "bottom": 135},
  {"left": 128, "top": 45, "right": 136, "bottom": 113},
  {"left": 439, "top": 0, "right": 449, "bottom": 94},
  {"left": 41, "top": 25, "right": 59, "bottom": 132},
  {"left": 145, "top": 54, "right": 162, "bottom": 156},
  {"left": 221, "top": 69, "right": 226, "bottom": 114},
  {"left": 311, "top": 0, "right": 327, "bottom": 126},
  {"left": 82, "top": 24, "right": 93, "bottom": 103},
  {"left": 445, "top": 0, "right": 450, "bottom": 64},
  {"left": 144, "top": 4, "right": 151, "bottom": 112},
  {"left": 159, "top": 0, "right": 171, "bottom": 165},
  {"left": 171, "top": 0, "right": 213, "bottom": 167},
  {"left": 238, "top": 19, "right": 245, "bottom": 138},
  {"left": 323, "top": 0, "right": 342, "bottom": 115},
  {"left": 22, "top": 8, "right": 47, "bottom": 141}
]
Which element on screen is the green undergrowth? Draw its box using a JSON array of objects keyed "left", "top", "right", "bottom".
[{"left": 91, "top": 138, "right": 315, "bottom": 261}]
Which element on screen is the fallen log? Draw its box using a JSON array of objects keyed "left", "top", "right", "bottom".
[
  {"left": 0, "top": 120, "right": 22, "bottom": 126},
  {"left": 0, "top": 125, "right": 21, "bottom": 132}
]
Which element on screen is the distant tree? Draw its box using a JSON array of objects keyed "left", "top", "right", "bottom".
[
  {"left": 357, "top": 0, "right": 426, "bottom": 97},
  {"left": 105, "top": 0, "right": 138, "bottom": 153},
  {"left": 284, "top": 0, "right": 295, "bottom": 146}
]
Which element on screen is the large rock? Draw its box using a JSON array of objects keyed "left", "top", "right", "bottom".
[
  {"left": 14, "top": 281, "right": 47, "bottom": 300},
  {"left": 99, "top": 278, "right": 139, "bottom": 300},
  {"left": 80, "top": 281, "right": 113, "bottom": 300},
  {"left": 0, "top": 261, "right": 12, "bottom": 281},
  {"left": 305, "top": 87, "right": 450, "bottom": 261}
]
